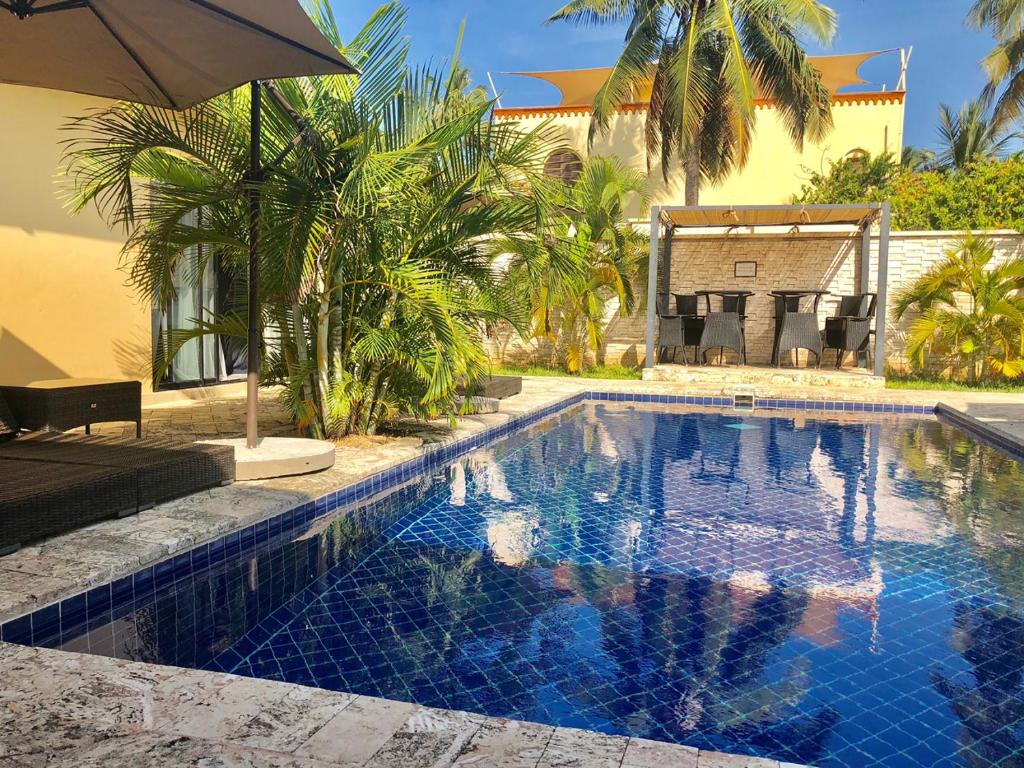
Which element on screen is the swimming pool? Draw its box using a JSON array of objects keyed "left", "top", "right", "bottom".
[{"left": 14, "top": 404, "right": 1024, "bottom": 766}]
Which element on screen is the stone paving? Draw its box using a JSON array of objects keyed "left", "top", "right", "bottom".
[
  {"left": 2, "top": 374, "right": 1022, "bottom": 767},
  {"left": 0, "top": 643, "right": 795, "bottom": 768}
]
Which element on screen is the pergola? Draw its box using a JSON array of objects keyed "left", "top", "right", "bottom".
[{"left": 645, "top": 203, "right": 893, "bottom": 376}]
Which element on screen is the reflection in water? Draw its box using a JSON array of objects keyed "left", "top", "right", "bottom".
[
  {"left": 931, "top": 601, "right": 1024, "bottom": 767},
  {"left": 48, "top": 405, "right": 1024, "bottom": 767}
]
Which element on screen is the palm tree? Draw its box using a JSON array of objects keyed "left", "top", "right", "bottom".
[
  {"left": 935, "top": 99, "right": 1021, "bottom": 170},
  {"left": 894, "top": 233, "right": 1024, "bottom": 383},
  {"left": 901, "top": 145, "right": 936, "bottom": 172},
  {"left": 970, "top": 0, "right": 1024, "bottom": 127},
  {"left": 548, "top": 0, "right": 837, "bottom": 204},
  {"left": 63, "top": 2, "right": 558, "bottom": 438},
  {"left": 497, "top": 156, "right": 649, "bottom": 373}
]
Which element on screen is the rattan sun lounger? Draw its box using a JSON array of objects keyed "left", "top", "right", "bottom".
[
  {"left": 0, "top": 458, "right": 137, "bottom": 556},
  {"left": 458, "top": 376, "right": 523, "bottom": 400},
  {"left": 0, "top": 390, "right": 235, "bottom": 554},
  {"left": 0, "top": 433, "right": 235, "bottom": 511}
]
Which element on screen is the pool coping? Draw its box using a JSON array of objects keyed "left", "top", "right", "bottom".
[{"left": 935, "top": 402, "right": 1024, "bottom": 462}]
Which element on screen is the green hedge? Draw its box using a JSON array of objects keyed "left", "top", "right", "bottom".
[{"left": 796, "top": 155, "right": 1024, "bottom": 232}]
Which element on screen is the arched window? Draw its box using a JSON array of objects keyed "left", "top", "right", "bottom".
[
  {"left": 845, "top": 148, "right": 869, "bottom": 169},
  {"left": 544, "top": 150, "right": 584, "bottom": 186}
]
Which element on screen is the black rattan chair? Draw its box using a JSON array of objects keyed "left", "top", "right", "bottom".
[
  {"left": 672, "top": 294, "right": 705, "bottom": 364},
  {"left": 658, "top": 315, "right": 685, "bottom": 363},
  {"left": 772, "top": 293, "right": 824, "bottom": 368},
  {"left": 770, "top": 294, "right": 801, "bottom": 364},
  {"left": 698, "top": 292, "right": 750, "bottom": 365},
  {"left": 673, "top": 293, "right": 699, "bottom": 316},
  {"left": 823, "top": 294, "right": 877, "bottom": 369},
  {"left": 656, "top": 293, "right": 674, "bottom": 316}
]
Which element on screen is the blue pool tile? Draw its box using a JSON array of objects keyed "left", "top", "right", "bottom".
[
  {"left": 85, "top": 584, "right": 111, "bottom": 624},
  {"left": 192, "top": 544, "right": 211, "bottom": 572},
  {"left": 110, "top": 576, "right": 133, "bottom": 606},
  {"left": 30, "top": 603, "right": 60, "bottom": 644},
  {"left": 172, "top": 551, "right": 192, "bottom": 576},
  {"left": 154, "top": 558, "right": 176, "bottom": 590},
  {"left": 60, "top": 592, "right": 87, "bottom": 628},
  {"left": 2, "top": 614, "right": 31, "bottom": 645},
  {"left": 134, "top": 569, "right": 155, "bottom": 606}
]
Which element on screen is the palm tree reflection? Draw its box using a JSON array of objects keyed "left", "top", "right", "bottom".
[{"left": 931, "top": 600, "right": 1024, "bottom": 766}]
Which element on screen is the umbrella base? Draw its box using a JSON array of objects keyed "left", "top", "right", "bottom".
[{"left": 199, "top": 437, "right": 335, "bottom": 480}]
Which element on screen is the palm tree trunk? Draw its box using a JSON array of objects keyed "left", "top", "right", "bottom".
[
  {"left": 290, "top": 304, "right": 316, "bottom": 438},
  {"left": 684, "top": 145, "right": 701, "bottom": 206},
  {"left": 315, "top": 297, "right": 332, "bottom": 436}
]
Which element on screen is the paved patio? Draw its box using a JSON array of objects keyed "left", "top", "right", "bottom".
[{"left": 2, "top": 375, "right": 1022, "bottom": 768}]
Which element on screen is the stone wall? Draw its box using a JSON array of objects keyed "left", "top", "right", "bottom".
[
  {"left": 875, "top": 231, "right": 1023, "bottom": 373},
  {"left": 487, "top": 230, "right": 1024, "bottom": 373},
  {"left": 665, "top": 232, "right": 859, "bottom": 365}
]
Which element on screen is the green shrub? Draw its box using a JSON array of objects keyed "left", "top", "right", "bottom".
[{"left": 796, "top": 154, "right": 1024, "bottom": 232}]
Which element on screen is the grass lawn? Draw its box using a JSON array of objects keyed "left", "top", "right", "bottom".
[
  {"left": 492, "top": 364, "right": 643, "bottom": 381},
  {"left": 886, "top": 374, "right": 1024, "bottom": 393}
]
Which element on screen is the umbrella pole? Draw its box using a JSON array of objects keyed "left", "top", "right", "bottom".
[{"left": 246, "top": 80, "right": 261, "bottom": 450}]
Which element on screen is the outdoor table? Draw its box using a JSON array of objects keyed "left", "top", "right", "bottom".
[
  {"left": 695, "top": 291, "right": 754, "bottom": 365},
  {"left": 0, "top": 379, "right": 142, "bottom": 438},
  {"left": 770, "top": 290, "right": 830, "bottom": 367}
]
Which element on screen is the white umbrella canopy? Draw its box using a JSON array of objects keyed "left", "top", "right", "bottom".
[
  {"left": 2, "top": 0, "right": 357, "bottom": 452},
  {"left": 0, "top": 0, "right": 356, "bottom": 108}
]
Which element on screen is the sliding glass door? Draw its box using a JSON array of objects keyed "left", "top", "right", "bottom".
[{"left": 156, "top": 217, "right": 247, "bottom": 388}]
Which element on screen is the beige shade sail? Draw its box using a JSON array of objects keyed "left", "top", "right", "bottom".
[
  {"left": 512, "top": 51, "right": 892, "bottom": 108},
  {"left": 0, "top": 0, "right": 356, "bottom": 109},
  {"left": 660, "top": 205, "right": 881, "bottom": 229}
]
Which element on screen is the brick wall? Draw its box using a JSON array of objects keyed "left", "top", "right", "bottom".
[
  {"left": 665, "top": 232, "right": 859, "bottom": 365},
  {"left": 488, "top": 230, "right": 1024, "bottom": 373}
]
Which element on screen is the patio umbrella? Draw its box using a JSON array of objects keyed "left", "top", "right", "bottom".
[{"left": 1, "top": 0, "right": 357, "bottom": 448}]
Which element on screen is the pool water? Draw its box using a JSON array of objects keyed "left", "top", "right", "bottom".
[{"left": 41, "top": 405, "right": 1024, "bottom": 767}]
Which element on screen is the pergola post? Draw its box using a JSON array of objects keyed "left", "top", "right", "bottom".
[
  {"left": 858, "top": 211, "right": 873, "bottom": 368},
  {"left": 645, "top": 207, "right": 662, "bottom": 369},
  {"left": 873, "top": 203, "right": 892, "bottom": 377}
]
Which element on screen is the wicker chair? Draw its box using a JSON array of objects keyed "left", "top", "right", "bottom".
[
  {"left": 698, "top": 293, "right": 749, "bottom": 365},
  {"left": 823, "top": 294, "right": 877, "bottom": 368},
  {"left": 658, "top": 315, "right": 685, "bottom": 363},
  {"left": 772, "top": 294, "right": 823, "bottom": 368},
  {"left": 674, "top": 294, "right": 706, "bottom": 364}
]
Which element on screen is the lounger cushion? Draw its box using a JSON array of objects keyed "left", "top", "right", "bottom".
[
  {"left": 0, "top": 458, "right": 137, "bottom": 551},
  {"left": 0, "top": 433, "right": 235, "bottom": 508},
  {"left": 0, "top": 392, "right": 18, "bottom": 441}
]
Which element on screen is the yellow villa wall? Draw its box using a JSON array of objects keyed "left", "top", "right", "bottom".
[
  {"left": 498, "top": 95, "right": 905, "bottom": 212},
  {"left": 0, "top": 85, "right": 153, "bottom": 391}
]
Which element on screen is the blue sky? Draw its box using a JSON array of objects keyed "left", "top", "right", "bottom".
[{"left": 332, "top": 0, "right": 995, "bottom": 151}]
